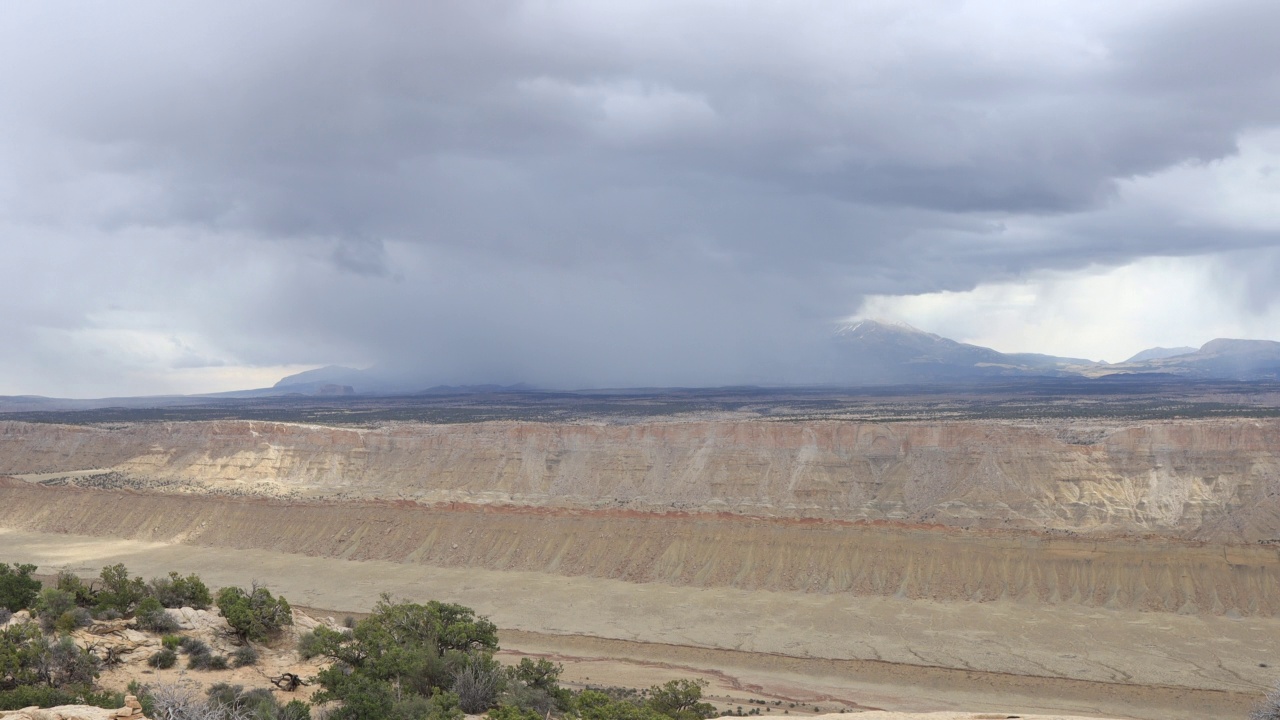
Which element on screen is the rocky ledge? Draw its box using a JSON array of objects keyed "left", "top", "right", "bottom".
[{"left": 0, "top": 694, "right": 147, "bottom": 720}]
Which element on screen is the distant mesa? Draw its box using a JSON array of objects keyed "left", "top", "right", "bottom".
[
  {"left": 272, "top": 365, "right": 368, "bottom": 389},
  {"left": 272, "top": 365, "right": 406, "bottom": 395},
  {"left": 1124, "top": 346, "right": 1197, "bottom": 363},
  {"left": 271, "top": 366, "right": 537, "bottom": 397}
]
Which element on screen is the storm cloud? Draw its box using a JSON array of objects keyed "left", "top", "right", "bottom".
[{"left": 2, "top": 1, "right": 1279, "bottom": 395}]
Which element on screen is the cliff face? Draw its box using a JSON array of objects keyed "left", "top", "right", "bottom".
[{"left": 3, "top": 419, "right": 1279, "bottom": 540}]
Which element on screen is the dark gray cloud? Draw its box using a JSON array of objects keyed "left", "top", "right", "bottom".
[
  {"left": 1, "top": 1, "right": 1279, "bottom": 394},
  {"left": 331, "top": 238, "right": 392, "bottom": 278}
]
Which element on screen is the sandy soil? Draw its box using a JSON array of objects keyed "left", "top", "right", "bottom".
[
  {"left": 814, "top": 715, "right": 1119, "bottom": 720},
  {"left": 2, "top": 528, "right": 1269, "bottom": 720}
]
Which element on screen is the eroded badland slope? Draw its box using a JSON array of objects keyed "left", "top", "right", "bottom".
[
  {"left": 4, "top": 419, "right": 1280, "bottom": 540},
  {"left": 3, "top": 417, "right": 1280, "bottom": 719}
]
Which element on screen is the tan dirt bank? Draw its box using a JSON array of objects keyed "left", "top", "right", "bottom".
[{"left": 0, "top": 529, "right": 1267, "bottom": 720}]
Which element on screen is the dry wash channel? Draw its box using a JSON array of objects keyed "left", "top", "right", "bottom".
[{"left": 2, "top": 417, "right": 1280, "bottom": 719}]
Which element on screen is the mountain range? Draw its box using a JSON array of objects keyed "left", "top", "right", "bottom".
[
  {"left": 269, "top": 321, "right": 1280, "bottom": 393},
  {"left": 5, "top": 321, "right": 1280, "bottom": 409},
  {"left": 818, "top": 320, "right": 1280, "bottom": 385},
  {"left": 818, "top": 320, "right": 1091, "bottom": 384}
]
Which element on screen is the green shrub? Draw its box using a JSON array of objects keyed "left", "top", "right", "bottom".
[
  {"left": 135, "top": 597, "right": 179, "bottom": 633},
  {"left": 53, "top": 571, "right": 95, "bottom": 608},
  {"left": 646, "top": 679, "right": 717, "bottom": 720},
  {"left": 0, "top": 563, "right": 41, "bottom": 613},
  {"left": 34, "top": 587, "right": 76, "bottom": 619},
  {"left": 179, "top": 634, "right": 228, "bottom": 670},
  {"left": 208, "top": 683, "right": 265, "bottom": 711},
  {"left": 232, "top": 644, "right": 259, "bottom": 667},
  {"left": 503, "top": 657, "right": 571, "bottom": 714},
  {"left": 141, "top": 681, "right": 292, "bottom": 720},
  {"left": 281, "top": 699, "right": 313, "bottom": 720},
  {"left": 94, "top": 564, "right": 146, "bottom": 616},
  {"left": 511, "top": 657, "right": 562, "bottom": 693},
  {"left": 43, "top": 635, "right": 100, "bottom": 687},
  {"left": 161, "top": 634, "right": 183, "bottom": 649},
  {"left": 188, "top": 651, "right": 229, "bottom": 671},
  {"left": 503, "top": 683, "right": 560, "bottom": 716},
  {"left": 389, "top": 691, "right": 463, "bottom": 720},
  {"left": 179, "top": 636, "right": 210, "bottom": 655},
  {"left": 452, "top": 655, "right": 505, "bottom": 714},
  {"left": 574, "top": 689, "right": 667, "bottom": 720},
  {"left": 0, "top": 684, "right": 122, "bottom": 711},
  {"left": 216, "top": 585, "right": 292, "bottom": 643},
  {"left": 297, "top": 630, "right": 327, "bottom": 659},
  {"left": 0, "top": 622, "right": 46, "bottom": 688},
  {"left": 489, "top": 704, "right": 543, "bottom": 720},
  {"left": 311, "top": 595, "right": 501, "bottom": 719},
  {"left": 34, "top": 588, "right": 83, "bottom": 634},
  {"left": 53, "top": 608, "right": 92, "bottom": 635},
  {"left": 149, "top": 572, "right": 213, "bottom": 610},
  {"left": 204, "top": 682, "right": 312, "bottom": 720},
  {"left": 147, "top": 648, "right": 177, "bottom": 669}
]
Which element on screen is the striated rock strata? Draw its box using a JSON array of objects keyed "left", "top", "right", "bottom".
[
  {"left": 3, "top": 419, "right": 1280, "bottom": 540},
  {"left": 1, "top": 481, "right": 1278, "bottom": 616},
  {"left": 4, "top": 418, "right": 1280, "bottom": 619}
]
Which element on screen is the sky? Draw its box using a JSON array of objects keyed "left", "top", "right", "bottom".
[{"left": 2, "top": 1, "right": 1280, "bottom": 396}]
